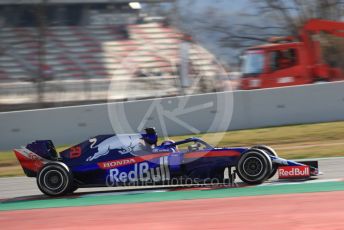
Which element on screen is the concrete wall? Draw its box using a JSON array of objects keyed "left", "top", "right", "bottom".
[{"left": 1, "top": 82, "right": 343, "bottom": 150}]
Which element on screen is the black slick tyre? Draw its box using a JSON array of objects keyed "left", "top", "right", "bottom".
[
  {"left": 252, "top": 145, "right": 278, "bottom": 179},
  {"left": 237, "top": 149, "right": 272, "bottom": 185},
  {"left": 37, "top": 163, "right": 73, "bottom": 196}
]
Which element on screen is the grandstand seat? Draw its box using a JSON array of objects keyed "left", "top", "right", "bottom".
[{"left": 0, "top": 22, "right": 219, "bottom": 83}]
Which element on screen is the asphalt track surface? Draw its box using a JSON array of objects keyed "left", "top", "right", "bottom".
[{"left": 0, "top": 157, "right": 343, "bottom": 199}]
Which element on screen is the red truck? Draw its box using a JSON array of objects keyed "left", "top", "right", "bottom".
[{"left": 240, "top": 19, "right": 344, "bottom": 90}]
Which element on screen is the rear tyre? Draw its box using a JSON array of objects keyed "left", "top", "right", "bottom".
[
  {"left": 236, "top": 149, "right": 272, "bottom": 185},
  {"left": 37, "top": 163, "right": 73, "bottom": 196},
  {"left": 252, "top": 145, "right": 278, "bottom": 179}
]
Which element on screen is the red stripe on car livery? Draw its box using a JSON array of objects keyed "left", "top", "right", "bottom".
[
  {"left": 278, "top": 166, "right": 310, "bottom": 179},
  {"left": 184, "top": 150, "right": 241, "bottom": 159}
]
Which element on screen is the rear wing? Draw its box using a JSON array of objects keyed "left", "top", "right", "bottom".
[
  {"left": 14, "top": 140, "right": 57, "bottom": 177},
  {"left": 13, "top": 148, "right": 50, "bottom": 177}
]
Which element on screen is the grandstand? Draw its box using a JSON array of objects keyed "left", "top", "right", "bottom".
[{"left": 0, "top": 0, "right": 226, "bottom": 109}]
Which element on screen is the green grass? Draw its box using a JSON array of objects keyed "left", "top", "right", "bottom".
[
  {"left": 169, "top": 121, "right": 344, "bottom": 146},
  {"left": 1, "top": 121, "right": 344, "bottom": 177}
]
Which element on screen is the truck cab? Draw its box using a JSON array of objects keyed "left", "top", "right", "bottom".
[
  {"left": 240, "top": 19, "right": 344, "bottom": 90},
  {"left": 240, "top": 42, "right": 314, "bottom": 90}
]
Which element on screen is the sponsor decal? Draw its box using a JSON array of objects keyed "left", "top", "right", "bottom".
[
  {"left": 28, "top": 152, "right": 41, "bottom": 161},
  {"left": 106, "top": 156, "right": 170, "bottom": 184},
  {"left": 70, "top": 146, "right": 82, "bottom": 159},
  {"left": 17, "top": 148, "right": 45, "bottom": 162},
  {"left": 99, "top": 158, "right": 136, "bottom": 169},
  {"left": 278, "top": 166, "right": 310, "bottom": 179},
  {"left": 87, "top": 136, "right": 142, "bottom": 161},
  {"left": 14, "top": 148, "right": 46, "bottom": 172}
]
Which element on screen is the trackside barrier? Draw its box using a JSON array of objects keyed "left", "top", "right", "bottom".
[{"left": 0, "top": 82, "right": 343, "bottom": 150}]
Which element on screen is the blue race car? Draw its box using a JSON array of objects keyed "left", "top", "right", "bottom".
[{"left": 14, "top": 128, "right": 319, "bottom": 196}]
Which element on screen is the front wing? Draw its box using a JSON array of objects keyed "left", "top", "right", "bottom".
[{"left": 271, "top": 156, "right": 320, "bottom": 179}]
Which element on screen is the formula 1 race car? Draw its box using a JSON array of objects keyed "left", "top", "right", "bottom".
[{"left": 14, "top": 128, "right": 319, "bottom": 196}]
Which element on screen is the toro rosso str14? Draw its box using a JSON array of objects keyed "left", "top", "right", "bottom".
[{"left": 14, "top": 128, "right": 319, "bottom": 196}]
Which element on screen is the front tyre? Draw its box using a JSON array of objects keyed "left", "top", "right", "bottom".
[
  {"left": 237, "top": 149, "right": 272, "bottom": 185},
  {"left": 252, "top": 145, "right": 278, "bottom": 179},
  {"left": 37, "top": 163, "right": 73, "bottom": 196}
]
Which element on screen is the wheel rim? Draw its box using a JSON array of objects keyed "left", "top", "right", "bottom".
[
  {"left": 251, "top": 146, "right": 278, "bottom": 179},
  {"left": 43, "top": 170, "right": 64, "bottom": 191},
  {"left": 242, "top": 156, "right": 263, "bottom": 177}
]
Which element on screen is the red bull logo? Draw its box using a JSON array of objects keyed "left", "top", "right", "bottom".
[
  {"left": 106, "top": 156, "right": 170, "bottom": 184},
  {"left": 278, "top": 166, "right": 310, "bottom": 179}
]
